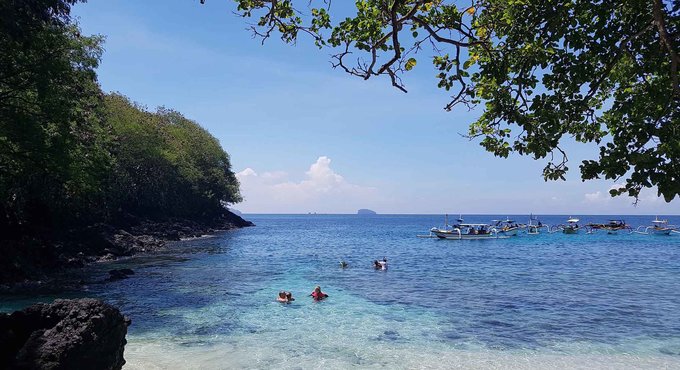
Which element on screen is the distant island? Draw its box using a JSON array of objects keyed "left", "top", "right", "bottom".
[{"left": 357, "top": 209, "right": 377, "bottom": 215}]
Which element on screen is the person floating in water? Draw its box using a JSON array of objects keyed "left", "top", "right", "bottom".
[
  {"left": 379, "top": 257, "right": 388, "bottom": 270},
  {"left": 340, "top": 260, "right": 348, "bottom": 268},
  {"left": 310, "top": 286, "right": 328, "bottom": 301},
  {"left": 277, "top": 291, "right": 294, "bottom": 303},
  {"left": 373, "top": 260, "right": 381, "bottom": 269}
]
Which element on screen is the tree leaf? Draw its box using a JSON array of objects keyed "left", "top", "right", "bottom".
[{"left": 405, "top": 57, "right": 417, "bottom": 71}]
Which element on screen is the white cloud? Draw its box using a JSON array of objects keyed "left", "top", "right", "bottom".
[
  {"left": 235, "top": 156, "right": 378, "bottom": 213},
  {"left": 584, "top": 191, "right": 604, "bottom": 202},
  {"left": 238, "top": 168, "right": 257, "bottom": 177},
  {"left": 585, "top": 183, "right": 627, "bottom": 203},
  {"left": 261, "top": 171, "right": 288, "bottom": 181},
  {"left": 581, "top": 184, "right": 676, "bottom": 214}
]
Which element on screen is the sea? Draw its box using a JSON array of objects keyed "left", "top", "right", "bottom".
[{"left": 3, "top": 214, "right": 680, "bottom": 369}]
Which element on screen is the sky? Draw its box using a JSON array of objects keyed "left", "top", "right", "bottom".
[{"left": 72, "top": 1, "right": 680, "bottom": 215}]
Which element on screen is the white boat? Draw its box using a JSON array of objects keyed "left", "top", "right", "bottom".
[
  {"left": 419, "top": 214, "right": 455, "bottom": 238},
  {"left": 430, "top": 223, "right": 505, "bottom": 240},
  {"left": 526, "top": 215, "right": 546, "bottom": 235},
  {"left": 491, "top": 218, "right": 521, "bottom": 236},
  {"left": 562, "top": 217, "right": 580, "bottom": 234},
  {"left": 634, "top": 217, "right": 678, "bottom": 235}
]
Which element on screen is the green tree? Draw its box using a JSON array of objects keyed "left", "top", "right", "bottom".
[
  {"left": 0, "top": 0, "right": 108, "bottom": 234},
  {"left": 1, "top": 0, "right": 243, "bottom": 236},
  {"left": 222, "top": 0, "right": 679, "bottom": 201},
  {"left": 0, "top": 1, "right": 244, "bottom": 280},
  {"left": 103, "top": 94, "right": 242, "bottom": 220}
]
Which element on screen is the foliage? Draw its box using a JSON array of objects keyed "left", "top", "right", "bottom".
[
  {"left": 225, "top": 0, "right": 680, "bottom": 201},
  {"left": 103, "top": 94, "right": 242, "bottom": 220},
  {"left": 0, "top": 0, "right": 242, "bottom": 239},
  {"left": 0, "top": 0, "right": 108, "bottom": 235}
]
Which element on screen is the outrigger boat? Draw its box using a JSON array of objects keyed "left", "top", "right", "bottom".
[
  {"left": 586, "top": 220, "right": 631, "bottom": 234},
  {"left": 418, "top": 214, "right": 461, "bottom": 238},
  {"left": 526, "top": 214, "right": 546, "bottom": 235},
  {"left": 491, "top": 218, "right": 521, "bottom": 236},
  {"left": 562, "top": 217, "right": 580, "bottom": 234},
  {"left": 633, "top": 217, "right": 678, "bottom": 235},
  {"left": 430, "top": 223, "right": 505, "bottom": 240}
]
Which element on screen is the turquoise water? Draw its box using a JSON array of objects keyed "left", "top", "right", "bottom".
[{"left": 3, "top": 214, "right": 680, "bottom": 369}]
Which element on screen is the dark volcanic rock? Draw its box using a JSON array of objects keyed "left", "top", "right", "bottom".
[
  {"left": 107, "top": 269, "right": 135, "bottom": 281},
  {"left": 0, "top": 298, "right": 130, "bottom": 370},
  {"left": 0, "top": 210, "right": 255, "bottom": 285}
]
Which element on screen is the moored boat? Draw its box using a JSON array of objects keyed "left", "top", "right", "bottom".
[
  {"left": 562, "top": 218, "right": 580, "bottom": 234},
  {"left": 635, "top": 217, "right": 677, "bottom": 235},
  {"left": 527, "top": 214, "right": 546, "bottom": 235},
  {"left": 491, "top": 218, "right": 521, "bottom": 236},
  {"left": 430, "top": 223, "right": 504, "bottom": 240},
  {"left": 586, "top": 219, "right": 631, "bottom": 234}
]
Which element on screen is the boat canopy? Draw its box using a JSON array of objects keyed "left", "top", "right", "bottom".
[{"left": 567, "top": 218, "right": 580, "bottom": 223}]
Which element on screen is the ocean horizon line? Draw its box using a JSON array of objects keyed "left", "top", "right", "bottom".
[{"left": 237, "top": 212, "right": 680, "bottom": 216}]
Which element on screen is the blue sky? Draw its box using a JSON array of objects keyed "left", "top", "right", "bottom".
[{"left": 72, "top": 1, "right": 680, "bottom": 215}]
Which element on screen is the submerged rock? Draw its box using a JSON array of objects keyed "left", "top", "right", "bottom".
[
  {"left": 108, "top": 269, "right": 135, "bottom": 281},
  {"left": 0, "top": 298, "right": 130, "bottom": 370}
]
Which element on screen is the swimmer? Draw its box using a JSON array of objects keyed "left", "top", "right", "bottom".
[
  {"left": 373, "top": 260, "right": 381, "bottom": 269},
  {"left": 277, "top": 291, "right": 288, "bottom": 303},
  {"left": 310, "top": 285, "right": 328, "bottom": 301},
  {"left": 286, "top": 291, "right": 295, "bottom": 301},
  {"left": 379, "top": 258, "right": 388, "bottom": 270},
  {"left": 340, "top": 261, "right": 349, "bottom": 268}
]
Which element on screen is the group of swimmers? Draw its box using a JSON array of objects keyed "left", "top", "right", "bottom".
[
  {"left": 276, "top": 291, "right": 295, "bottom": 303},
  {"left": 277, "top": 285, "right": 329, "bottom": 303},
  {"left": 372, "top": 258, "right": 388, "bottom": 270},
  {"left": 340, "top": 257, "right": 388, "bottom": 270},
  {"left": 277, "top": 258, "right": 387, "bottom": 303}
]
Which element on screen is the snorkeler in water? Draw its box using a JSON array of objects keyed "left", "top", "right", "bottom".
[{"left": 310, "top": 286, "right": 328, "bottom": 301}]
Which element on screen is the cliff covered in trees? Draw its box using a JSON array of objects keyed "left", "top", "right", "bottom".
[{"left": 0, "top": 0, "right": 249, "bottom": 283}]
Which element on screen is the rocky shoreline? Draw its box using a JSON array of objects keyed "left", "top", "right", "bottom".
[{"left": 0, "top": 211, "right": 254, "bottom": 287}]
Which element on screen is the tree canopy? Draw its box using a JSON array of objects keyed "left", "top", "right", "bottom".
[
  {"left": 224, "top": 0, "right": 680, "bottom": 201},
  {"left": 104, "top": 94, "right": 242, "bottom": 220},
  {"left": 0, "top": 0, "right": 242, "bottom": 238},
  {"left": 1, "top": 0, "right": 108, "bottom": 233}
]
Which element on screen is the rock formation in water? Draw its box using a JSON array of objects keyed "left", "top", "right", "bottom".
[{"left": 0, "top": 298, "right": 130, "bottom": 370}]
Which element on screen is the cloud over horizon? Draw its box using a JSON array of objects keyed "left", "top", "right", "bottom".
[{"left": 235, "top": 156, "right": 378, "bottom": 213}]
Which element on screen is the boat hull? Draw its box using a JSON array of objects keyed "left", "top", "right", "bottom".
[
  {"left": 651, "top": 228, "right": 672, "bottom": 236},
  {"left": 432, "top": 230, "right": 503, "bottom": 240},
  {"left": 563, "top": 228, "right": 579, "bottom": 234},
  {"left": 499, "top": 228, "right": 519, "bottom": 236}
]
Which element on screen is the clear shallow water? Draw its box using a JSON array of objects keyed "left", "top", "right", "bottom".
[{"left": 3, "top": 214, "right": 680, "bottom": 369}]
